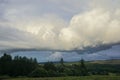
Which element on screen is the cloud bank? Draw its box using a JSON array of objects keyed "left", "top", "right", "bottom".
[{"left": 0, "top": 0, "right": 120, "bottom": 50}]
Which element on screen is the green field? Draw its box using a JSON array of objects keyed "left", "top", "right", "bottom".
[
  {"left": 89, "top": 59, "right": 120, "bottom": 64},
  {"left": 4, "top": 76, "right": 120, "bottom": 80},
  {"left": 63, "top": 59, "right": 120, "bottom": 65}
]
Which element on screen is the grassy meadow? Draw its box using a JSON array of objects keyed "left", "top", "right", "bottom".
[{"left": 4, "top": 76, "right": 120, "bottom": 80}]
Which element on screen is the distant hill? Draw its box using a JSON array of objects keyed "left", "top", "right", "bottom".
[{"left": 90, "top": 59, "right": 120, "bottom": 64}]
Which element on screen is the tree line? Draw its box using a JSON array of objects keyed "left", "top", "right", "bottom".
[
  {"left": 0, "top": 53, "right": 38, "bottom": 77},
  {"left": 0, "top": 53, "right": 120, "bottom": 77}
]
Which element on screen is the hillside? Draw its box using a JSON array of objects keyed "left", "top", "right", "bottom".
[{"left": 89, "top": 59, "right": 120, "bottom": 64}]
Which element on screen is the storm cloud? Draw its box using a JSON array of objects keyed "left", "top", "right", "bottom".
[{"left": 0, "top": 0, "right": 120, "bottom": 50}]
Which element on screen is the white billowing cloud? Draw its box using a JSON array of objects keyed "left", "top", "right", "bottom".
[
  {"left": 48, "top": 52, "right": 63, "bottom": 61},
  {"left": 60, "top": 8, "right": 120, "bottom": 49},
  {"left": 0, "top": 0, "right": 120, "bottom": 50},
  {"left": 0, "top": 14, "right": 68, "bottom": 50},
  {"left": 60, "top": 0, "right": 120, "bottom": 49}
]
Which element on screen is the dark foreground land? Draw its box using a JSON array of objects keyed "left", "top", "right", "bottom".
[
  {"left": 4, "top": 76, "right": 120, "bottom": 80},
  {"left": 0, "top": 53, "right": 120, "bottom": 80}
]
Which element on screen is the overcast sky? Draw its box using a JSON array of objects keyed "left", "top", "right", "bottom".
[{"left": 0, "top": 0, "right": 120, "bottom": 50}]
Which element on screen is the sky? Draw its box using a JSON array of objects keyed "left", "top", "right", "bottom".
[
  {"left": 8, "top": 45, "right": 120, "bottom": 62},
  {"left": 0, "top": 0, "right": 120, "bottom": 50}
]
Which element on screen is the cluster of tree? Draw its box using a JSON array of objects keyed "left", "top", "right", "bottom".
[
  {"left": 0, "top": 53, "right": 38, "bottom": 77},
  {"left": 0, "top": 53, "right": 120, "bottom": 77},
  {"left": 0, "top": 53, "right": 88, "bottom": 77},
  {"left": 87, "top": 63, "right": 120, "bottom": 75},
  {"left": 29, "top": 58, "right": 89, "bottom": 77}
]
